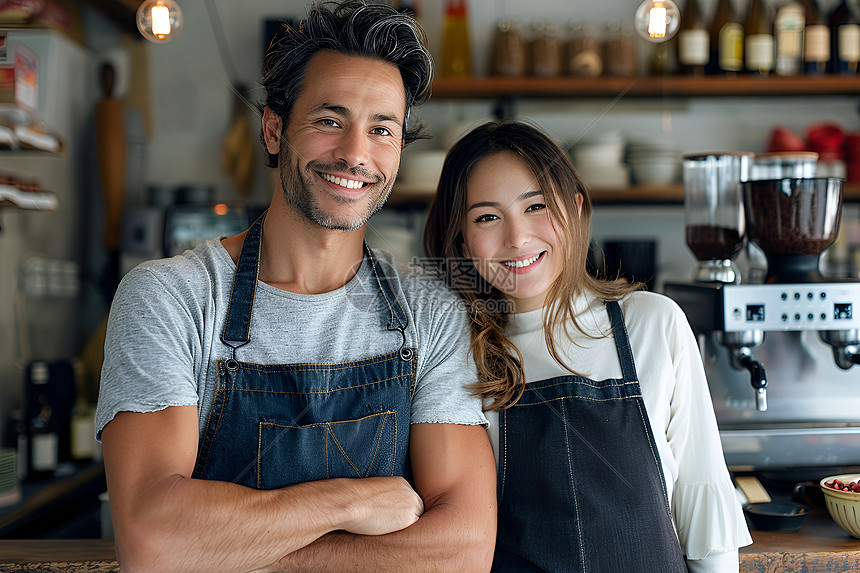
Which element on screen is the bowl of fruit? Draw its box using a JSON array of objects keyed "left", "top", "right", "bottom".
[{"left": 820, "top": 474, "right": 860, "bottom": 539}]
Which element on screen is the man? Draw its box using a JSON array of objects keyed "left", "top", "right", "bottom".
[{"left": 95, "top": 2, "right": 496, "bottom": 571}]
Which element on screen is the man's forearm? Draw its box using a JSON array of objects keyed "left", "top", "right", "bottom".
[
  {"left": 275, "top": 493, "right": 495, "bottom": 573},
  {"left": 112, "top": 475, "right": 421, "bottom": 573}
]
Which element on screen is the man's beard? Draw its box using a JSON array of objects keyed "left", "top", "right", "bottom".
[{"left": 278, "top": 143, "right": 395, "bottom": 232}]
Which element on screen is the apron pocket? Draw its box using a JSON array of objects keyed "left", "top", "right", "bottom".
[{"left": 257, "top": 410, "right": 399, "bottom": 489}]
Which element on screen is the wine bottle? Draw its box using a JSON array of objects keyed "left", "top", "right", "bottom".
[
  {"left": 651, "top": 38, "right": 679, "bottom": 76},
  {"left": 678, "top": 0, "right": 710, "bottom": 75},
  {"left": 802, "top": 0, "right": 831, "bottom": 74},
  {"left": 829, "top": 0, "right": 860, "bottom": 73},
  {"left": 708, "top": 0, "right": 744, "bottom": 75},
  {"left": 745, "top": 0, "right": 775, "bottom": 75},
  {"left": 774, "top": 1, "right": 805, "bottom": 75},
  {"left": 70, "top": 359, "right": 96, "bottom": 461},
  {"left": 26, "top": 361, "right": 58, "bottom": 480}
]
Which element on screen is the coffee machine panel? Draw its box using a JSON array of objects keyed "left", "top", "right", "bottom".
[{"left": 665, "top": 153, "right": 860, "bottom": 471}]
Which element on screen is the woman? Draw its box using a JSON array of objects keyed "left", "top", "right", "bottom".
[{"left": 423, "top": 120, "right": 751, "bottom": 572}]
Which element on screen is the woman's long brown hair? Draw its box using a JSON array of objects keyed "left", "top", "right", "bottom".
[{"left": 423, "top": 120, "right": 641, "bottom": 410}]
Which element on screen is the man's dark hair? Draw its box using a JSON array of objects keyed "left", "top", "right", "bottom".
[{"left": 257, "top": 0, "right": 434, "bottom": 168}]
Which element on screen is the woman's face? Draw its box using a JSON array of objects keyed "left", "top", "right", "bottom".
[{"left": 462, "top": 151, "right": 565, "bottom": 313}]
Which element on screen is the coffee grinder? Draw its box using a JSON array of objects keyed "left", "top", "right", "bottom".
[{"left": 665, "top": 153, "right": 860, "bottom": 470}]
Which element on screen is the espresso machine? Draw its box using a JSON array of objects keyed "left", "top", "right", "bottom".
[{"left": 665, "top": 153, "right": 860, "bottom": 471}]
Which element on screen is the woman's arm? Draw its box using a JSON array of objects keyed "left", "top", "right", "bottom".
[{"left": 274, "top": 423, "right": 498, "bottom": 572}]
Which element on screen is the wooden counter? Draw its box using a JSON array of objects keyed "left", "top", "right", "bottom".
[
  {"left": 0, "top": 508, "right": 856, "bottom": 572},
  {"left": 740, "top": 505, "right": 860, "bottom": 572},
  {"left": 0, "top": 539, "right": 117, "bottom": 571}
]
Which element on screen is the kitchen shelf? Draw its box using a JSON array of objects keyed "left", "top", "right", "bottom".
[{"left": 431, "top": 75, "right": 860, "bottom": 100}]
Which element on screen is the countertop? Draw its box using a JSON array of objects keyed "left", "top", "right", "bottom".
[
  {"left": 739, "top": 504, "right": 860, "bottom": 572},
  {"left": 1, "top": 508, "right": 857, "bottom": 572}
]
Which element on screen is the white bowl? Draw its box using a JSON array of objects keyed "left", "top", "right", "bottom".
[
  {"left": 572, "top": 143, "right": 625, "bottom": 167},
  {"left": 628, "top": 159, "right": 680, "bottom": 185},
  {"left": 576, "top": 163, "right": 630, "bottom": 188}
]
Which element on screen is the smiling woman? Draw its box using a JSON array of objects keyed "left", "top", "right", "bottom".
[
  {"left": 424, "top": 120, "right": 752, "bottom": 573},
  {"left": 462, "top": 151, "right": 565, "bottom": 313}
]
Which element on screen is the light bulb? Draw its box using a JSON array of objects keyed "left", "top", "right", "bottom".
[
  {"left": 634, "top": 0, "right": 680, "bottom": 43},
  {"left": 137, "top": 0, "right": 183, "bottom": 44}
]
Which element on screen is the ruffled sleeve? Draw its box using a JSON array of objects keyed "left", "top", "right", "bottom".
[
  {"left": 673, "top": 480, "right": 752, "bottom": 561},
  {"left": 661, "top": 296, "right": 753, "bottom": 560}
]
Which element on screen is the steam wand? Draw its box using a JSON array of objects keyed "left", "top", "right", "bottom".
[
  {"left": 718, "top": 330, "right": 768, "bottom": 412},
  {"left": 732, "top": 349, "right": 768, "bottom": 412}
]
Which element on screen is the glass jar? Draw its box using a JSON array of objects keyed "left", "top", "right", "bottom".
[
  {"left": 603, "top": 21, "right": 636, "bottom": 77},
  {"left": 566, "top": 21, "right": 603, "bottom": 77},
  {"left": 490, "top": 20, "right": 526, "bottom": 76},
  {"left": 530, "top": 20, "right": 562, "bottom": 76}
]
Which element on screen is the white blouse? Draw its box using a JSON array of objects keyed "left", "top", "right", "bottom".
[{"left": 484, "top": 290, "right": 752, "bottom": 573}]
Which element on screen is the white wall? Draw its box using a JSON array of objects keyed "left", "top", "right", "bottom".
[{"left": 1, "top": 0, "right": 858, "bottom": 439}]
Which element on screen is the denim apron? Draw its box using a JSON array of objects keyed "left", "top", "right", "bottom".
[
  {"left": 192, "top": 213, "right": 416, "bottom": 489},
  {"left": 493, "top": 301, "right": 688, "bottom": 573}
]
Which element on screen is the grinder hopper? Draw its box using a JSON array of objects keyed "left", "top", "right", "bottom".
[{"left": 742, "top": 178, "right": 844, "bottom": 284}]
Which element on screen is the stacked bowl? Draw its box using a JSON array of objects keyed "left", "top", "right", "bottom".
[
  {"left": 567, "top": 130, "right": 629, "bottom": 189},
  {"left": 626, "top": 140, "right": 682, "bottom": 186}
]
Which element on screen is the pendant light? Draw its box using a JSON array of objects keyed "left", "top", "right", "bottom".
[
  {"left": 136, "top": 0, "right": 184, "bottom": 44},
  {"left": 634, "top": 0, "right": 681, "bottom": 42}
]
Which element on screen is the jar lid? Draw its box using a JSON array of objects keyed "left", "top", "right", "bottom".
[
  {"left": 754, "top": 151, "right": 819, "bottom": 161},
  {"left": 682, "top": 151, "right": 756, "bottom": 160}
]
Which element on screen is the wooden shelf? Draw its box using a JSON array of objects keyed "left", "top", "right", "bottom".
[
  {"left": 431, "top": 75, "right": 860, "bottom": 100},
  {"left": 590, "top": 184, "right": 684, "bottom": 204}
]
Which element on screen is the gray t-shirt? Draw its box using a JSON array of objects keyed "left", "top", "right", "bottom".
[{"left": 95, "top": 238, "right": 487, "bottom": 440}]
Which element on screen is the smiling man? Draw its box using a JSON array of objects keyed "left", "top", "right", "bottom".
[{"left": 95, "top": 2, "right": 496, "bottom": 572}]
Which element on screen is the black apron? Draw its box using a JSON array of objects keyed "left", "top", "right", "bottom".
[{"left": 493, "top": 300, "right": 688, "bottom": 572}]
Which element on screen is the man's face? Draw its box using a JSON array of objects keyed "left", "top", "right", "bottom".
[{"left": 274, "top": 50, "right": 406, "bottom": 231}]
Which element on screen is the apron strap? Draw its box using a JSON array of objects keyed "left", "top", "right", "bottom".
[
  {"left": 605, "top": 299, "right": 638, "bottom": 383},
  {"left": 219, "top": 213, "right": 411, "bottom": 361},
  {"left": 221, "top": 210, "right": 266, "bottom": 350},
  {"left": 365, "top": 244, "right": 411, "bottom": 360}
]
